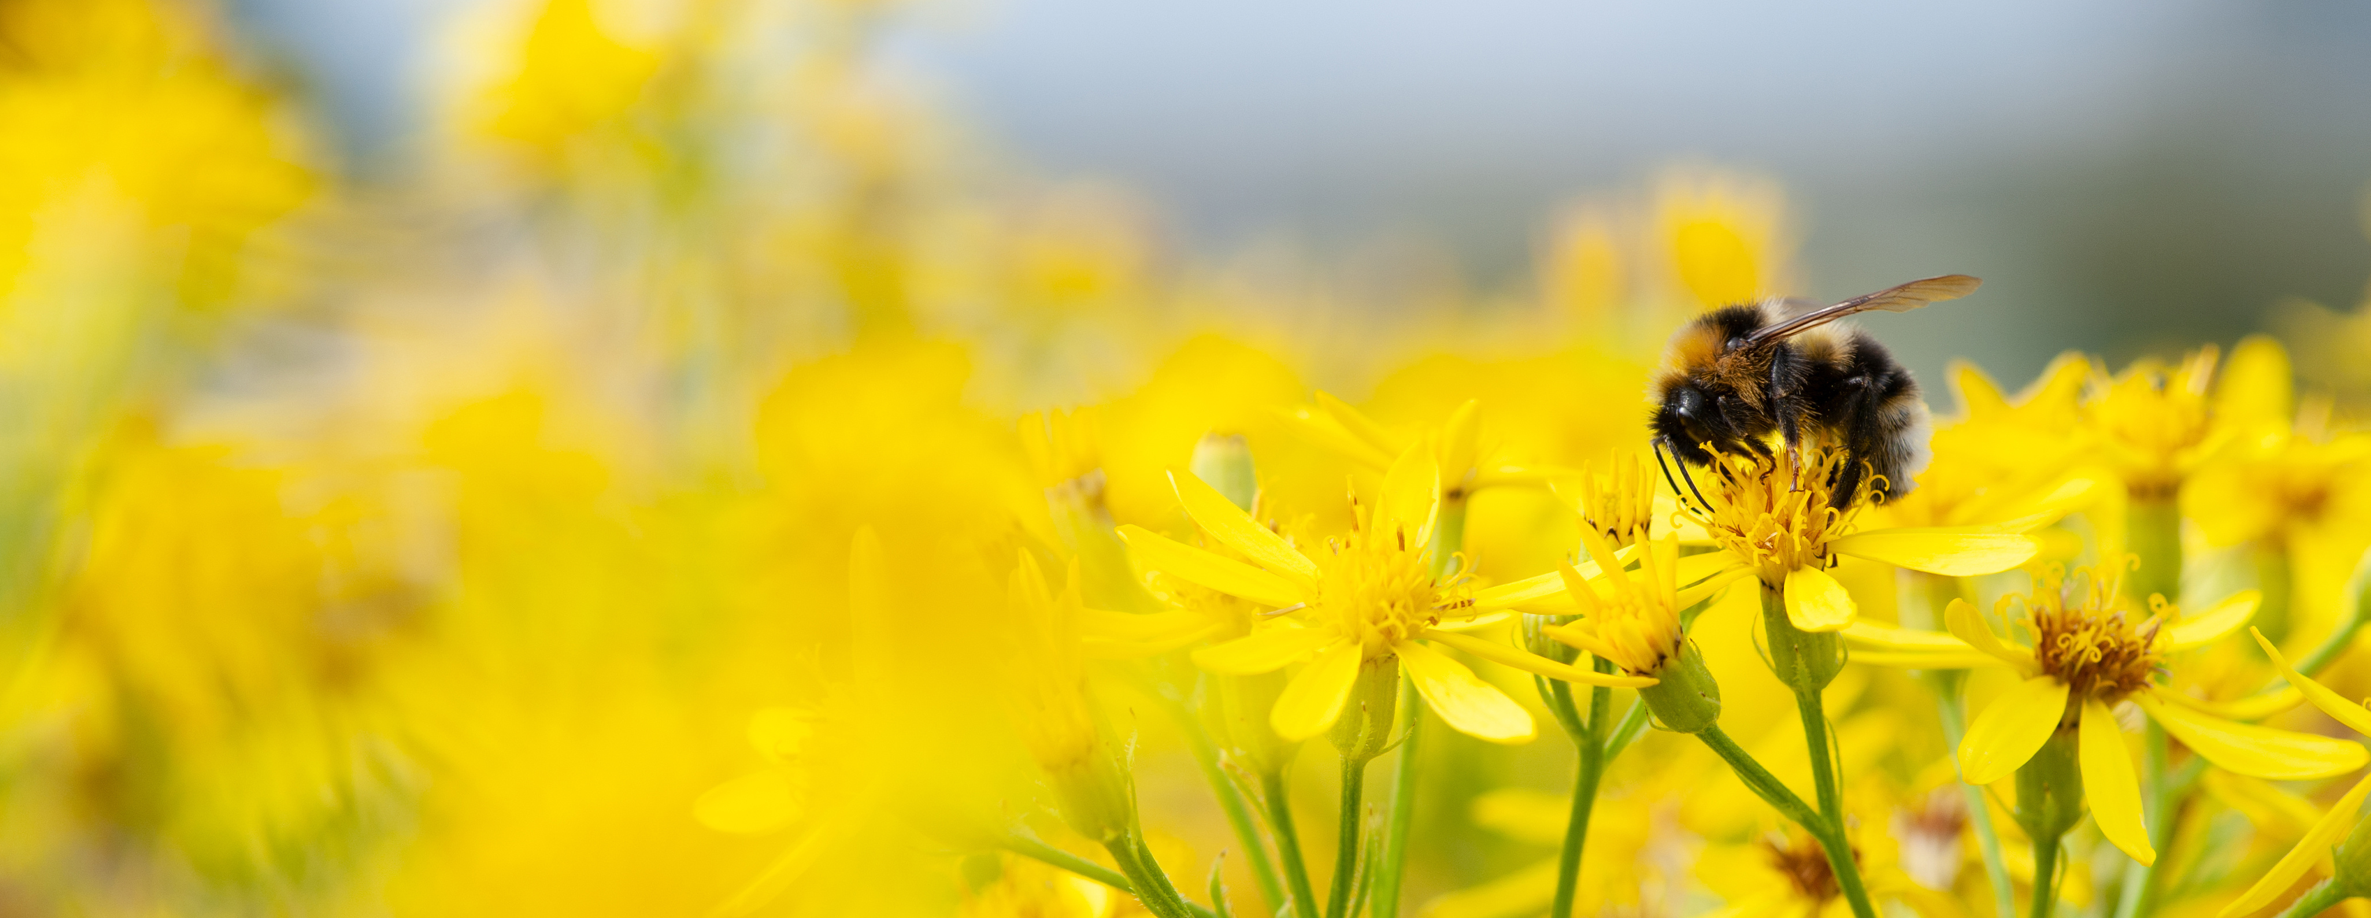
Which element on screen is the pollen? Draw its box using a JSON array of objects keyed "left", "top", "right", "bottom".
[
  {"left": 1690, "top": 449, "right": 1859, "bottom": 587},
  {"left": 2015, "top": 561, "right": 2164, "bottom": 707},
  {"left": 1316, "top": 501, "right": 1460, "bottom": 655}
]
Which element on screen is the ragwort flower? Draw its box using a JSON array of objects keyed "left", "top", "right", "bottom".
[
  {"left": 1844, "top": 561, "right": 2367, "bottom": 865},
  {"left": 1119, "top": 446, "right": 1650, "bottom": 745},
  {"left": 2217, "top": 630, "right": 2371, "bottom": 918},
  {"left": 1681, "top": 448, "right": 2042, "bottom": 632}
]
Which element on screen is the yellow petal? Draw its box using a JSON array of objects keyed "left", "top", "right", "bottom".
[
  {"left": 2136, "top": 691, "right": 2370, "bottom": 780},
  {"left": 1843, "top": 619, "right": 1978, "bottom": 653},
  {"left": 1847, "top": 650, "right": 2013, "bottom": 670},
  {"left": 1399, "top": 640, "right": 1536, "bottom": 744},
  {"left": 695, "top": 769, "right": 804, "bottom": 834},
  {"left": 1945, "top": 598, "right": 2037, "bottom": 671},
  {"left": 1467, "top": 544, "right": 1646, "bottom": 611},
  {"left": 1377, "top": 444, "right": 1442, "bottom": 549},
  {"left": 1316, "top": 391, "right": 1405, "bottom": 455},
  {"left": 1674, "top": 549, "right": 1743, "bottom": 589},
  {"left": 2156, "top": 685, "right": 2303, "bottom": 721},
  {"left": 1426, "top": 611, "right": 1512, "bottom": 632},
  {"left": 1270, "top": 641, "right": 1364, "bottom": 741},
  {"left": 1078, "top": 607, "right": 1212, "bottom": 641},
  {"left": 1191, "top": 626, "right": 1340, "bottom": 674},
  {"left": 2254, "top": 627, "right": 2371, "bottom": 736},
  {"left": 1169, "top": 471, "right": 1322, "bottom": 588},
  {"left": 2216, "top": 335, "right": 2295, "bottom": 429},
  {"left": 2080, "top": 698, "right": 2155, "bottom": 865},
  {"left": 1118, "top": 525, "right": 1307, "bottom": 608},
  {"left": 1423, "top": 629, "right": 1657, "bottom": 688},
  {"left": 2164, "top": 590, "right": 2258, "bottom": 651},
  {"left": 748, "top": 708, "right": 814, "bottom": 763},
  {"left": 1276, "top": 405, "right": 1395, "bottom": 470},
  {"left": 1959, "top": 676, "right": 2069, "bottom": 785},
  {"left": 1783, "top": 565, "right": 1857, "bottom": 632},
  {"left": 1830, "top": 525, "right": 2039, "bottom": 576},
  {"left": 2219, "top": 772, "right": 2371, "bottom": 918},
  {"left": 1675, "top": 566, "right": 1753, "bottom": 609}
]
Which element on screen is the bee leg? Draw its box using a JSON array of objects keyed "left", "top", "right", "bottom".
[{"left": 1769, "top": 347, "right": 1807, "bottom": 489}]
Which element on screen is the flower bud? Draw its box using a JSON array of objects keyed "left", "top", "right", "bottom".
[
  {"left": 1329, "top": 653, "right": 1401, "bottom": 763},
  {"left": 2013, "top": 729, "right": 2084, "bottom": 844},
  {"left": 1637, "top": 640, "right": 1721, "bottom": 734},
  {"left": 1213, "top": 669, "right": 1297, "bottom": 778},
  {"left": 1047, "top": 739, "right": 1138, "bottom": 845},
  {"left": 1191, "top": 433, "right": 1259, "bottom": 512},
  {"left": 1760, "top": 583, "right": 1844, "bottom": 691},
  {"left": 1522, "top": 613, "right": 1580, "bottom": 664},
  {"left": 2332, "top": 804, "right": 2371, "bottom": 897}
]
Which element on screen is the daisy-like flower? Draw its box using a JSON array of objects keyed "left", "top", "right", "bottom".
[
  {"left": 1539, "top": 527, "right": 1744, "bottom": 732},
  {"left": 1681, "top": 448, "right": 2042, "bottom": 632},
  {"left": 2216, "top": 630, "right": 2371, "bottom": 918},
  {"left": 1842, "top": 561, "right": 2368, "bottom": 865},
  {"left": 2088, "top": 347, "right": 2226, "bottom": 502},
  {"left": 1118, "top": 445, "right": 1651, "bottom": 745},
  {"left": 1694, "top": 823, "right": 1959, "bottom": 918}
]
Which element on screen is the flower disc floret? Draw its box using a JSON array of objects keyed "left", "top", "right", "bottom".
[
  {"left": 2020, "top": 563, "right": 2163, "bottom": 708},
  {"left": 1692, "top": 450, "right": 1855, "bottom": 588}
]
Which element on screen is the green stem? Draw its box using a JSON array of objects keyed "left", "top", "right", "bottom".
[
  {"left": 1262, "top": 772, "right": 1322, "bottom": 918},
  {"left": 1695, "top": 725, "right": 1826, "bottom": 833},
  {"left": 1549, "top": 664, "right": 1614, "bottom": 918},
  {"left": 1932, "top": 671, "right": 2014, "bottom": 918},
  {"left": 1791, "top": 686, "right": 1879, "bottom": 918},
  {"left": 2292, "top": 546, "right": 2371, "bottom": 678},
  {"left": 1002, "top": 832, "right": 1134, "bottom": 891},
  {"left": 2127, "top": 494, "right": 2182, "bottom": 608},
  {"left": 1602, "top": 699, "right": 1650, "bottom": 760},
  {"left": 1326, "top": 757, "right": 1368, "bottom": 918},
  {"left": 2112, "top": 721, "right": 2175, "bottom": 918},
  {"left": 1795, "top": 687, "right": 1844, "bottom": 826},
  {"left": 1003, "top": 831, "right": 1219, "bottom": 918},
  {"left": 1109, "top": 834, "right": 1205, "bottom": 918},
  {"left": 2273, "top": 879, "right": 2349, "bottom": 918},
  {"left": 1369, "top": 679, "right": 1422, "bottom": 918},
  {"left": 1146, "top": 681, "right": 1289, "bottom": 911},
  {"left": 2030, "top": 831, "right": 2059, "bottom": 918}
]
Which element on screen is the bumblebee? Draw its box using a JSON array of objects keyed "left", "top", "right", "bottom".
[{"left": 1650, "top": 274, "right": 1982, "bottom": 510}]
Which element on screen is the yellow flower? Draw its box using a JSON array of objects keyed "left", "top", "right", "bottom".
[
  {"left": 1120, "top": 446, "right": 1650, "bottom": 745},
  {"left": 1681, "top": 448, "right": 2042, "bottom": 632},
  {"left": 2217, "top": 630, "right": 2371, "bottom": 918},
  {"left": 1277, "top": 393, "right": 1485, "bottom": 495},
  {"left": 1843, "top": 561, "right": 2367, "bottom": 866},
  {"left": 1695, "top": 821, "right": 1961, "bottom": 918},
  {"left": 1651, "top": 168, "right": 1791, "bottom": 311},
  {"left": 1541, "top": 528, "right": 1740, "bottom": 679},
  {"left": 2087, "top": 347, "right": 2227, "bottom": 500}
]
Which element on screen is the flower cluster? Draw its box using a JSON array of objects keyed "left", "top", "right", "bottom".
[{"left": 7, "top": 3, "right": 2371, "bottom": 918}]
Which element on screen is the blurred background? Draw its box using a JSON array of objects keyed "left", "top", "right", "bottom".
[{"left": 231, "top": 0, "right": 2371, "bottom": 387}]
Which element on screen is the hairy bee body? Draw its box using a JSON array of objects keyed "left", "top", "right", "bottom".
[{"left": 1652, "top": 275, "right": 1976, "bottom": 509}]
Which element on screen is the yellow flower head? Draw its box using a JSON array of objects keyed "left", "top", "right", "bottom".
[
  {"left": 1544, "top": 530, "right": 1687, "bottom": 677},
  {"left": 1850, "top": 556, "right": 2365, "bottom": 867},
  {"left": 1318, "top": 487, "right": 1462, "bottom": 654},
  {"left": 2089, "top": 348, "right": 2221, "bottom": 497},
  {"left": 1681, "top": 448, "right": 2040, "bottom": 632},
  {"left": 1691, "top": 449, "right": 1858, "bottom": 588},
  {"left": 1124, "top": 446, "right": 1649, "bottom": 745},
  {"left": 2016, "top": 561, "right": 2166, "bottom": 707},
  {"left": 1563, "top": 453, "right": 1659, "bottom": 548}
]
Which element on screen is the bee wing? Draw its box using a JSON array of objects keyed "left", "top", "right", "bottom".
[{"left": 1746, "top": 274, "right": 1981, "bottom": 346}]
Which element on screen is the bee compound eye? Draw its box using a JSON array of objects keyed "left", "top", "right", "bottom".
[{"left": 1725, "top": 336, "right": 1747, "bottom": 351}]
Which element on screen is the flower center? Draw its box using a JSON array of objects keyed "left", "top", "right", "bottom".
[
  {"left": 1765, "top": 831, "right": 1852, "bottom": 902},
  {"left": 1691, "top": 450, "right": 1858, "bottom": 587},
  {"left": 1317, "top": 517, "right": 1453, "bottom": 654},
  {"left": 1573, "top": 454, "right": 1658, "bottom": 547},
  {"left": 1582, "top": 585, "right": 1681, "bottom": 676},
  {"left": 2021, "top": 564, "right": 2162, "bottom": 706}
]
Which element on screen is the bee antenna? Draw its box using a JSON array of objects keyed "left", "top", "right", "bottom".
[{"left": 1653, "top": 439, "right": 1712, "bottom": 513}]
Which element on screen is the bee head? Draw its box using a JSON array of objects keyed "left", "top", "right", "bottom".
[{"left": 1653, "top": 382, "right": 1725, "bottom": 463}]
